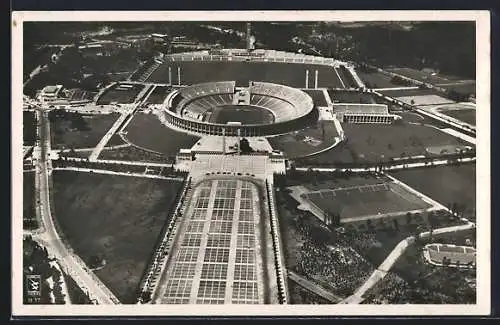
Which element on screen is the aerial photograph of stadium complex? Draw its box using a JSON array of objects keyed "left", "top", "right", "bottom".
[{"left": 18, "top": 17, "right": 483, "bottom": 310}]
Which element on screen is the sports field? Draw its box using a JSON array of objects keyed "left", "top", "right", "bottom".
[
  {"left": 123, "top": 113, "right": 200, "bottom": 156},
  {"left": 355, "top": 71, "right": 396, "bottom": 89},
  {"left": 303, "top": 90, "right": 328, "bottom": 107},
  {"left": 96, "top": 83, "right": 145, "bottom": 105},
  {"left": 379, "top": 88, "right": 443, "bottom": 98},
  {"left": 50, "top": 112, "right": 120, "bottom": 149},
  {"left": 440, "top": 108, "right": 476, "bottom": 126},
  {"left": 207, "top": 105, "right": 275, "bottom": 124},
  {"left": 268, "top": 120, "right": 339, "bottom": 158},
  {"left": 299, "top": 122, "right": 470, "bottom": 165},
  {"left": 385, "top": 67, "right": 474, "bottom": 86},
  {"left": 52, "top": 170, "right": 184, "bottom": 303},
  {"left": 390, "top": 163, "right": 476, "bottom": 220},
  {"left": 144, "top": 86, "right": 171, "bottom": 105},
  {"left": 23, "top": 111, "right": 37, "bottom": 146},
  {"left": 301, "top": 182, "right": 431, "bottom": 220},
  {"left": 146, "top": 61, "right": 344, "bottom": 88}
]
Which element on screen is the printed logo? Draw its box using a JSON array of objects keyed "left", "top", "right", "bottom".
[{"left": 26, "top": 275, "right": 41, "bottom": 297}]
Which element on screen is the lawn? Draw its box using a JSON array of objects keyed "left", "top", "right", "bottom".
[
  {"left": 52, "top": 170, "right": 184, "bottom": 303},
  {"left": 96, "top": 83, "right": 145, "bottom": 105},
  {"left": 124, "top": 113, "right": 200, "bottom": 157},
  {"left": 144, "top": 86, "right": 171, "bottom": 105},
  {"left": 385, "top": 67, "right": 473, "bottom": 86},
  {"left": 379, "top": 88, "right": 443, "bottom": 98},
  {"left": 390, "top": 163, "right": 476, "bottom": 220},
  {"left": 298, "top": 121, "right": 470, "bottom": 165},
  {"left": 441, "top": 109, "right": 476, "bottom": 126},
  {"left": 23, "top": 111, "right": 37, "bottom": 146},
  {"left": 268, "top": 120, "right": 339, "bottom": 158},
  {"left": 328, "top": 90, "right": 378, "bottom": 104},
  {"left": 50, "top": 112, "right": 120, "bottom": 149},
  {"left": 147, "top": 61, "right": 344, "bottom": 88},
  {"left": 302, "top": 89, "right": 328, "bottom": 107},
  {"left": 23, "top": 171, "right": 37, "bottom": 229}
]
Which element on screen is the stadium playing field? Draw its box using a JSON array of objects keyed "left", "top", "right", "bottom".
[
  {"left": 207, "top": 105, "right": 275, "bottom": 124},
  {"left": 123, "top": 113, "right": 200, "bottom": 156},
  {"left": 155, "top": 179, "right": 274, "bottom": 304},
  {"left": 424, "top": 244, "right": 476, "bottom": 267},
  {"left": 301, "top": 182, "right": 431, "bottom": 220},
  {"left": 96, "top": 83, "right": 145, "bottom": 105},
  {"left": 52, "top": 170, "right": 184, "bottom": 303},
  {"left": 146, "top": 61, "right": 344, "bottom": 88}
]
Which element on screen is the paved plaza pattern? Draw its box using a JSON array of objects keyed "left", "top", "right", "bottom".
[{"left": 157, "top": 179, "right": 265, "bottom": 304}]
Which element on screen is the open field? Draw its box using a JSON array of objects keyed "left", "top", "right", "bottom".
[
  {"left": 123, "top": 113, "right": 200, "bottom": 157},
  {"left": 207, "top": 105, "right": 274, "bottom": 124},
  {"left": 268, "top": 120, "right": 339, "bottom": 158},
  {"left": 146, "top": 61, "right": 344, "bottom": 88},
  {"left": 355, "top": 71, "right": 396, "bottom": 89},
  {"left": 298, "top": 122, "right": 470, "bottom": 165},
  {"left": 390, "top": 164, "right": 476, "bottom": 220},
  {"left": 379, "top": 88, "right": 443, "bottom": 98},
  {"left": 96, "top": 83, "right": 145, "bottom": 105},
  {"left": 144, "top": 86, "right": 171, "bottom": 105},
  {"left": 23, "top": 171, "right": 36, "bottom": 229},
  {"left": 23, "top": 111, "right": 37, "bottom": 146},
  {"left": 303, "top": 89, "right": 328, "bottom": 107},
  {"left": 52, "top": 170, "right": 184, "bottom": 303},
  {"left": 50, "top": 112, "right": 120, "bottom": 149},
  {"left": 440, "top": 109, "right": 476, "bottom": 126},
  {"left": 439, "top": 82, "right": 476, "bottom": 96}
]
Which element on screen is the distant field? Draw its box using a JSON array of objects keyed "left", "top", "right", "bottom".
[
  {"left": 96, "top": 83, "right": 145, "bottom": 105},
  {"left": 300, "top": 122, "right": 470, "bottom": 165},
  {"left": 51, "top": 113, "right": 119, "bottom": 149},
  {"left": 124, "top": 113, "right": 200, "bottom": 157},
  {"left": 441, "top": 109, "right": 476, "bottom": 126},
  {"left": 379, "top": 88, "right": 443, "bottom": 98},
  {"left": 23, "top": 111, "right": 37, "bottom": 146},
  {"left": 268, "top": 120, "right": 339, "bottom": 158},
  {"left": 355, "top": 71, "right": 396, "bottom": 89},
  {"left": 385, "top": 67, "right": 473, "bottom": 85},
  {"left": 390, "top": 164, "right": 476, "bottom": 220},
  {"left": 144, "top": 86, "right": 171, "bottom": 105},
  {"left": 303, "top": 89, "right": 328, "bottom": 107},
  {"left": 438, "top": 82, "right": 476, "bottom": 95},
  {"left": 52, "top": 171, "right": 184, "bottom": 303},
  {"left": 146, "top": 61, "right": 344, "bottom": 88}
]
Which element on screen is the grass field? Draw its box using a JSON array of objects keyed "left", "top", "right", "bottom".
[
  {"left": 299, "top": 122, "right": 470, "bottom": 165},
  {"left": 390, "top": 164, "right": 476, "bottom": 220},
  {"left": 23, "top": 171, "right": 36, "bottom": 229},
  {"left": 147, "top": 61, "right": 344, "bottom": 88},
  {"left": 355, "top": 71, "right": 396, "bottom": 89},
  {"left": 124, "top": 113, "right": 199, "bottom": 157},
  {"left": 23, "top": 111, "right": 37, "bottom": 146},
  {"left": 51, "top": 113, "right": 120, "bottom": 149},
  {"left": 268, "top": 120, "right": 339, "bottom": 158},
  {"left": 385, "top": 67, "right": 474, "bottom": 86},
  {"left": 144, "top": 86, "right": 171, "bottom": 105},
  {"left": 303, "top": 89, "right": 328, "bottom": 107},
  {"left": 379, "top": 88, "right": 443, "bottom": 98},
  {"left": 98, "top": 145, "right": 170, "bottom": 163},
  {"left": 96, "top": 83, "right": 145, "bottom": 105},
  {"left": 52, "top": 171, "right": 184, "bottom": 303},
  {"left": 439, "top": 82, "right": 476, "bottom": 96},
  {"left": 441, "top": 109, "right": 476, "bottom": 126},
  {"left": 207, "top": 105, "right": 274, "bottom": 124}
]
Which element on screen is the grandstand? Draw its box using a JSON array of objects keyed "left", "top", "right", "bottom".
[{"left": 333, "top": 103, "right": 401, "bottom": 124}]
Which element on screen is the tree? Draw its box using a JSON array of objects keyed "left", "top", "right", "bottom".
[{"left": 406, "top": 212, "right": 412, "bottom": 225}]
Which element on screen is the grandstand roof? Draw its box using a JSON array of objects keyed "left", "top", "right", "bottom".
[{"left": 333, "top": 103, "right": 389, "bottom": 115}]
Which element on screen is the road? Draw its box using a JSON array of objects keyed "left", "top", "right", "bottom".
[
  {"left": 88, "top": 110, "right": 133, "bottom": 161},
  {"left": 31, "top": 108, "right": 120, "bottom": 304},
  {"left": 287, "top": 270, "right": 342, "bottom": 303}
]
